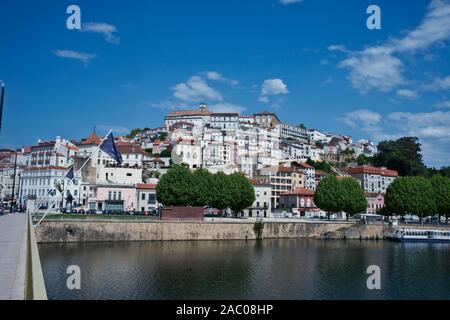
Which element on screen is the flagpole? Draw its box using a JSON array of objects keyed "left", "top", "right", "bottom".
[{"left": 34, "top": 130, "right": 113, "bottom": 229}]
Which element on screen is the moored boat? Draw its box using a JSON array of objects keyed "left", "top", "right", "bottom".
[{"left": 388, "top": 228, "right": 450, "bottom": 243}]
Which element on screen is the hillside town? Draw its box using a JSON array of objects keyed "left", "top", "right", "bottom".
[{"left": 0, "top": 103, "right": 393, "bottom": 219}]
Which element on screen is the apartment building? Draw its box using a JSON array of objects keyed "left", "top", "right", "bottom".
[{"left": 348, "top": 165, "right": 398, "bottom": 194}]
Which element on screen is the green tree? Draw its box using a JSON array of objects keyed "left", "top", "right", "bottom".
[
  {"left": 430, "top": 175, "right": 450, "bottom": 223},
  {"left": 209, "top": 172, "right": 234, "bottom": 214},
  {"left": 191, "top": 168, "right": 214, "bottom": 207},
  {"left": 306, "top": 158, "right": 334, "bottom": 174},
  {"left": 160, "top": 149, "right": 172, "bottom": 158},
  {"left": 340, "top": 177, "right": 367, "bottom": 220},
  {"left": 314, "top": 175, "right": 344, "bottom": 220},
  {"left": 385, "top": 176, "right": 436, "bottom": 221},
  {"left": 228, "top": 173, "right": 256, "bottom": 217},
  {"left": 372, "top": 137, "right": 428, "bottom": 176},
  {"left": 156, "top": 165, "right": 195, "bottom": 206},
  {"left": 128, "top": 128, "right": 143, "bottom": 138},
  {"left": 356, "top": 154, "right": 371, "bottom": 166}
]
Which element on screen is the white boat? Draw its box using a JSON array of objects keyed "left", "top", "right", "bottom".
[{"left": 389, "top": 228, "right": 450, "bottom": 243}]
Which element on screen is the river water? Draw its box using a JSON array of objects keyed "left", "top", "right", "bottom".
[{"left": 38, "top": 239, "right": 450, "bottom": 300}]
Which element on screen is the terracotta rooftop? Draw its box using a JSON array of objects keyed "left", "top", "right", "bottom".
[
  {"left": 136, "top": 183, "right": 157, "bottom": 190},
  {"left": 280, "top": 188, "right": 315, "bottom": 196},
  {"left": 166, "top": 110, "right": 211, "bottom": 117},
  {"left": 79, "top": 131, "right": 101, "bottom": 146},
  {"left": 348, "top": 165, "right": 398, "bottom": 177}
]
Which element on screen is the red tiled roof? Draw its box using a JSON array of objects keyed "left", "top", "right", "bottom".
[
  {"left": 136, "top": 183, "right": 157, "bottom": 190},
  {"left": 348, "top": 165, "right": 398, "bottom": 177},
  {"left": 167, "top": 110, "right": 211, "bottom": 117},
  {"left": 280, "top": 188, "right": 315, "bottom": 196},
  {"left": 79, "top": 131, "right": 101, "bottom": 145}
]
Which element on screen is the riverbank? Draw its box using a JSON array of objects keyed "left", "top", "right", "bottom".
[
  {"left": 36, "top": 218, "right": 450, "bottom": 243},
  {"left": 35, "top": 219, "right": 390, "bottom": 243}
]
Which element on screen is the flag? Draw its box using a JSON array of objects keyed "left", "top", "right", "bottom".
[
  {"left": 54, "top": 181, "right": 63, "bottom": 193},
  {"left": 100, "top": 133, "right": 123, "bottom": 164},
  {"left": 65, "top": 167, "right": 74, "bottom": 180}
]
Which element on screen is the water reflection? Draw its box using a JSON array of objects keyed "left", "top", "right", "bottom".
[{"left": 39, "top": 239, "right": 450, "bottom": 300}]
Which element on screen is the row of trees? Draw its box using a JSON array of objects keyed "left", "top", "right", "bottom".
[
  {"left": 362, "top": 136, "right": 450, "bottom": 178},
  {"left": 314, "top": 174, "right": 450, "bottom": 222},
  {"left": 384, "top": 175, "right": 450, "bottom": 222},
  {"left": 314, "top": 175, "right": 367, "bottom": 220},
  {"left": 156, "top": 165, "right": 256, "bottom": 216}
]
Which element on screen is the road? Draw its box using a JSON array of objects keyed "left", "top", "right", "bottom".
[{"left": 0, "top": 212, "right": 28, "bottom": 300}]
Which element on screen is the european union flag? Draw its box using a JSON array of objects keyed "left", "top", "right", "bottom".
[
  {"left": 65, "top": 167, "right": 74, "bottom": 180},
  {"left": 100, "top": 133, "right": 123, "bottom": 164}
]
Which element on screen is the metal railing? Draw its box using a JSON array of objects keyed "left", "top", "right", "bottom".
[{"left": 25, "top": 213, "right": 47, "bottom": 300}]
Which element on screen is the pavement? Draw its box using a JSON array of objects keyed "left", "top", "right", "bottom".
[{"left": 0, "top": 212, "right": 28, "bottom": 300}]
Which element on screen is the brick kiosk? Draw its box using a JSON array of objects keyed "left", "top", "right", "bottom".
[{"left": 160, "top": 206, "right": 204, "bottom": 222}]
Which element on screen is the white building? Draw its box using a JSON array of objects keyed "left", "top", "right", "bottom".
[
  {"left": 210, "top": 113, "right": 239, "bottom": 130},
  {"left": 0, "top": 164, "right": 22, "bottom": 201},
  {"left": 172, "top": 138, "right": 202, "bottom": 169},
  {"left": 307, "top": 129, "right": 327, "bottom": 143},
  {"left": 164, "top": 104, "right": 211, "bottom": 128},
  {"left": 243, "top": 180, "right": 272, "bottom": 218},
  {"left": 136, "top": 183, "right": 158, "bottom": 213},
  {"left": 278, "top": 123, "right": 309, "bottom": 141}
]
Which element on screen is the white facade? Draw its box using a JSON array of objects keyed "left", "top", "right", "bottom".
[
  {"left": 210, "top": 113, "right": 239, "bottom": 130},
  {"left": 244, "top": 183, "right": 272, "bottom": 218},
  {"left": 172, "top": 139, "right": 202, "bottom": 169},
  {"left": 278, "top": 123, "right": 308, "bottom": 141}
]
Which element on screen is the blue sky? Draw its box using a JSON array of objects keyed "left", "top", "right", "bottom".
[{"left": 1, "top": 0, "right": 450, "bottom": 167}]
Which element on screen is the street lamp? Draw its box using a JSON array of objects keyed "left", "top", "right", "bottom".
[{"left": 0, "top": 80, "right": 4, "bottom": 135}]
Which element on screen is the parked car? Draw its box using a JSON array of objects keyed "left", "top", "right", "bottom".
[
  {"left": 70, "top": 209, "right": 78, "bottom": 214},
  {"left": 87, "top": 209, "right": 96, "bottom": 215}
]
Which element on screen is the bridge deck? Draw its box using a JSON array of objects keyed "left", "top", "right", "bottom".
[{"left": 0, "top": 213, "right": 28, "bottom": 300}]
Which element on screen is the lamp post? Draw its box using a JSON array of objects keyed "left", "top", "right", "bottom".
[
  {"left": 10, "top": 152, "right": 17, "bottom": 213},
  {"left": 0, "top": 81, "right": 4, "bottom": 135}
]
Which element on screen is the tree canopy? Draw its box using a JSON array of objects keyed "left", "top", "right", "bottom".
[
  {"left": 228, "top": 173, "right": 256, "bottom": 216},
  {"left": 430, "top": 175, "right": 450, "bottom": 222},
  {"left": 384, "top": 176, "right": 436, "bottom": 220},
  {"left": 314, "top": 175, "right": 345, "bottom": 219},
  {"left": 372, "top": 137, "right": 428, "bottom": 177},
  {"left": 340, "top": 177, "right": 368, "bottom": 218},
  {"left": 314, "top": 175, "right": 367, "bottom": 219},
  {"left": 156, "top": 166, "right": 255, "bottom": 215}
]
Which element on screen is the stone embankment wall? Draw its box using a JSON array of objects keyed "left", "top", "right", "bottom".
[{"left": 35, "top": 220, "right": 390, "bottom": 243}]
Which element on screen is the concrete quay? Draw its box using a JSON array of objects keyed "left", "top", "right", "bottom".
[{"left": 0, "top": 213, "right": 28, "bottom": 300}]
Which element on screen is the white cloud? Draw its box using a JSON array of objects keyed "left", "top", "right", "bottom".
[
  {"left": 258, "top": 96, "right": 269, "bottom": 103},
  {"left": 53, "top": 50, "right": 96, "bottom": 65},
  {"left": 327, "top": 44, "right": 349, "bottom": 53},
  {"left": 279, "top": 0, "right": 303, "bottom": 5},
  {"left": 434, "top": 100, "right": 450, "bottom": 108},
  {"left": 396, "top": 89, "right": 419, "bottom": 100},
  {"left": 342, "top": 108, "right": 450, "bottom": 166},
  {"left": 320, "top": 76, "right": 334, "bottom": 87},
  {"left": 259, "top": 78, "right": 289, "bottom": 104},
  {"left": 336, "top": 0, "right": 450, "bottom": 93},
  {"left": 339, "top": 46, "right": 404, "bottom": 93},
  {"left": 424, "top": 76, "right": 450, "bottom": 91},
  {"left": 173, "top": 76, "right": 223, "bottom": 102},
  {"left": 339, "top": 109, "right": 382, "bottom": 132},
  {"left": 81, "top": 22, "right": 120, "bottom": 44},
  {"left": 204, "top": 71, "right": 238, "bottom": 86}
]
